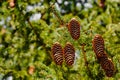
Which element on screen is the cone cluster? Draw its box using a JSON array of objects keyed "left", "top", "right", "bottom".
[
  {"left": 51, "top": 42, "right": 75, "bottom": 66},
  {"left": 92, "top": 34, "right": 115, "bottom": 77},
  {"left": 51, "top": 17, "right": 115, "bottom": 77},
  {"left": 51, "top": 18, "right": 80, "bottom": 66}
]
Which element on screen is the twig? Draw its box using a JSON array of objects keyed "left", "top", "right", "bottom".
[
  {"left": 26, "top": 18, "right": 39, "bottom": 40},
  {"left": 50, "top": 4, "right": 65, "bottom": 26},
  {"left": 81, "top": 43, "right": 92, "bottom": 76},
  {"left": 19, "top": 11, "right": 44, "bottom": 45},
  {"left": 26, "top": 18, "right": 46, "bottom": 46}
]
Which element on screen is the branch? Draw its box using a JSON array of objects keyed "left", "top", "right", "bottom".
[
  {"left": 50, "top": 4, "right": 65, "bottom": 26},
  {"left": 26, "top": 18, "right": 45, "bottom": 46}
]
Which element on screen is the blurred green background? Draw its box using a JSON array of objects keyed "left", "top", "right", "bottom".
[{"left": 0, "top": 0, "right": 120, "bottom": 80}]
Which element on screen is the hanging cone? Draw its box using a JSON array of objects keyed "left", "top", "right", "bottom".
[
  {"left": 67, "top": 18, "right": 80, "bottom": 40},
  {"left": 92, "top": 34, "right": 107, "bottom": 60},
  {"left": 51, "top": 42, "right": 63, "bottom": 65},
  {"left": 64, "top": 42, "right": 75, "bottom": 66}
]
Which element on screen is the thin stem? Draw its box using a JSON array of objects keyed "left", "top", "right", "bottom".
[
  {"left": 26, "top": 19, "right": 39, "bottom": 40},
  {"left": 50, "top": 4, "right": 65, "bottom": 26},
  {"left": 81, "top": 44, "right": 88, "bottom": 66},
  {"left": 19, "top": 11, "right": 45, "bottom": 45},
  {"left": 26, "top": 18, "right": 46, "bottom": 47},
  {"left": 81, "top": 44, "right": 92, "bottom": 76}
]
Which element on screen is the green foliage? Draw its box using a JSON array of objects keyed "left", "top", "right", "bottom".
[{"left": 0, "top": 0, "right": 120, "bottom": 80}]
